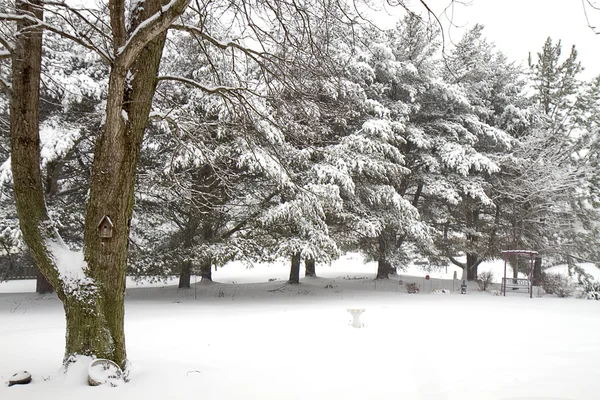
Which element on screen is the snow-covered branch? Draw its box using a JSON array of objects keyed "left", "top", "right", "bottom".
[{"left": 116, "top": 0, "right": 191, "bottom": 69}]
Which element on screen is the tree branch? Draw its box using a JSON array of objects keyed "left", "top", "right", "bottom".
[
  {"left": 156, "top": 75, "right": 248, "bottom": 95},
  {"left": 117, "top": 0, "right": 191, "bottom": 69},
  {"left": 0, "top": 12, "right": 112, "bottom": 63},
  {"left": 448, "top": 254, "right": 466, "bottom": 269}
]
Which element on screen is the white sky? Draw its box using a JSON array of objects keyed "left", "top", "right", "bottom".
[{"left": 375, "top": 0, "right": 600, "bottom": 80}]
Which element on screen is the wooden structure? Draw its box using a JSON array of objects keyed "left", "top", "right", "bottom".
[
  {"left": 501, "top": 250, "right": 538, "bottom": 298},
  {"left": 97, "top": 215, "right": 114, "bottom": 239}
]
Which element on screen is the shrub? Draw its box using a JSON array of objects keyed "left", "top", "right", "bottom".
[
  {"left": 476, "top": 271, "right": 494, "bottom": 292},
  {"left": 579, "top": 279, "right": 600, "bottom": 300},
  {"left": 542, "top": 273, "right": 573, "bottom": 298},
  {"left": 535, "top": 286, "right": 546, "bottom": 298},
  {"left": 405, "top": 282, "right": 420, "bottom": 294}
]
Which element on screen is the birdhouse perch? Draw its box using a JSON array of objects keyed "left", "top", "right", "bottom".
[{"left": 98, "top": 215, "right": 114, "bottom": 239}]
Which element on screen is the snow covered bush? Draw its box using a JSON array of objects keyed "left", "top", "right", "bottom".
[
  {"left": 542, "top": 273, "right": 573, "bottom": 298},
  {"left": 535, "top": 286, "right": 546, "bottom": 298},
  {"left": 405, "top": 282, "right": 419, "bottom": 294},
  {"left": 579, "top": 279, "right": 600, "bottom": 300},
  {"left": 476, "top": 271, "right": 494, "bottom": 292}
]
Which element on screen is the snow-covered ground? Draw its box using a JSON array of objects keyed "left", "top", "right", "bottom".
[{"left": 1, "top": 256, "right": 599, "bottom": 400}]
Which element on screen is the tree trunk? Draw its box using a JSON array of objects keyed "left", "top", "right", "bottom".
[
  {"left": 304, "top": 258, "right": 316, "bottom": 277},
  {"left": 533, "top": 256, "right": 542, "bottom": 286},
  {"left": 80, "top": 0, "right": 175, "bottom": 369},
  {"left": 466, "top": 253, "right": 478, "bottom": 281},
  {"left": 9, "top": 0, "right": 189, "bottom": 370},
  {"left": 200, "top": 258, "right": 212, "bottom": 281},
  {"left": 36, "top": 267, "right": 53, "bottom": 294},
  {"left": 376, "top": 259, "right": 390, "bottom": 279},
  {"left": 511, "top": 255, "right": 519, "bottom": 280},
  {"left": 9, "top": 0, "right": 115, "bottom": 364},
  {"left": 289, "top": 252, "right": 301, "bottom": 283},
  {"left": 376, "top": 232, "right": 390, "bottom": 279},
  {"left": 179, "top": 260, "right": 191, "bottom": 288}
]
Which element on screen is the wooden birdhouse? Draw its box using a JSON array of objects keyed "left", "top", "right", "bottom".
[{"left": 97, "top": 215, "right": 114, "bottom": 239}]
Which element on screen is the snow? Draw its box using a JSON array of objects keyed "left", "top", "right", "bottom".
[
  {"left": 1, "top": 258, "right": 599, "bottom": 400},
  {"left": 88, "top": 359, "right": 123, "bottom": 387},
  {"left": 9, "top": 371, "right": 31, "bottom": 381},
  {"left": 45, "top": 241, "right": 95, "bottom": 296}
]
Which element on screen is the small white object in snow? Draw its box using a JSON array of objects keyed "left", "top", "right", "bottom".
[
  {"left": 8, "top": 371, "right": 32, "bottom": 387},
  {"left": 432, "top": 289, "right": 450, "bottom": 294},
  {"left": 88, "top": 359, "right": 123, "bottom": 387},
  {"left": 347, "top": 308, "right": 365, "bottom": 328}
]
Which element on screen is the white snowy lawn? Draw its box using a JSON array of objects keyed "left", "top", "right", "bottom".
[{"left": 1, "top": 256, "right": 599, "bottom": 400}]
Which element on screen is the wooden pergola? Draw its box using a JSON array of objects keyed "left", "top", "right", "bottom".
[{"left": 501, "top": 250, "right": 538, "bottom": 298}]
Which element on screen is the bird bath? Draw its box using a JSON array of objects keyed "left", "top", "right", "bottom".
[{"left": 347, "top": 308, "right": 365, "bottom": 328}]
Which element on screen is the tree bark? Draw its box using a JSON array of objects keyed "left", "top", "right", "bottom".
[
  {"left": 289, "top": 252, "right": 301, "bottom": 283},
  {"left": 376, "top": 258, "right": 391, "bottom": 279},
  {"left": 533, "top": 256, "right": 542, "bottom": 286},
  {"left": 466, "top": 253, "right": 478, "bottom": 281},
  {"left": 304, "top": 258, "right": 316, "bottom": 277},
  {"left": 179, "top": 260, "right": 191, "bottom": 288},
  {"left": 200, "top": 258, "right": 212, "bottom": 281}
]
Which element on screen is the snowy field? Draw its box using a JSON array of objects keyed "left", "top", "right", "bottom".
[{"left": 1, "top": 255, "right": 599, "bottom": 400}]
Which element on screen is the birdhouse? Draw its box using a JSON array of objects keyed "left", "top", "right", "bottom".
[{"left": 97, "top": 215, "right": 114, "bottom": 239}]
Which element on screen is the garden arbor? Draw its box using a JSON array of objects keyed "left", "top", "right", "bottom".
[{"left": 501, "top": 250, "right": 538, "bottom": 298}]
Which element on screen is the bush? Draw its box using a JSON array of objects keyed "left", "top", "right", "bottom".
[
  {"left": 476, "top": 271, "right": 494, "bottom": 292},
  {"left": 579, "top": 279, "right": 600, "bottom": 300},
  {"left": 542, "top": 273, "right": 573, "bottom": 298},
  {"left": 405, "top": 282, "right": 420, "bottom": 294}
]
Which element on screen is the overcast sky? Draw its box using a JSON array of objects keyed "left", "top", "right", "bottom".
[{"left": 377, "top": 0, "right": 600, "bottom": 80}]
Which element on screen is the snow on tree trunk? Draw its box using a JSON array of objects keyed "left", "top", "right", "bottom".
[
  {"left": 289, "top": 252, "right": 301, "bottom": 284},
  {"left": 179, "top": 260, "right": 191, "bottom": 288},
  {"left": 304, "top": 258, "right": 316, "bottom": 277}
]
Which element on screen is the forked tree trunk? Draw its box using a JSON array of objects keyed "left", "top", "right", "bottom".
[
  {"left": 9, "top": 0, "right": 189, "bottom": 369},
  {"left": 289, "top": 252, "right": 301, "bottom": 284},
  {"left": 200, "top": 258, "right": 212, "bottom": 281},
  {"left": 179, "top": 260, "right": 192, "bottom": 288},
  {"left": 304, "top": 258, "right": 316, "bottom": 277}
]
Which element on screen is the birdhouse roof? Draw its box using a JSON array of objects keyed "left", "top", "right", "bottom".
[{"left": 97, "top": 215, "right": 114, "bottom": 228}]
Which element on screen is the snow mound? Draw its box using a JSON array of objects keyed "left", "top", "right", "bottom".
[{"left": 88, "top": 359, "right": 123, "bottom": 387}]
